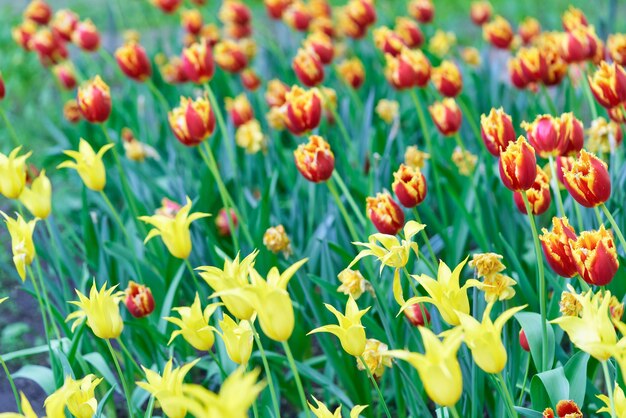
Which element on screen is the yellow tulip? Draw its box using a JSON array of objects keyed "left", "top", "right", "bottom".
[
  {"left": 308, "top": 295, "right": 371, "bottom": 357},
  {"left": 0, "top": 392, "right": 37, "bottom": 418},
  {"left": 66, "top": 281, "right": 124, "bottom": 339},
  {"left": 455, "top": 303, "right": 527, "bottom": 374},
  {"left": 218, "top": 313, "right": 254, "bottom": 365},
  {"left": 159, "top": 367, "right": 265, "bottom": 418},
  {"left": 57, "top": 139, "right": 114, "bottom": 191},
  {"left": 551, "top": 286, "right": 617, "bottom": 361},
  {"left": 597, "top": 382, "right": 626, "bottom": 417},
  {"left": 137, "top": 358, "right": 200, "bottom": 418},
  {"left": 385, "top": 327, "right": 464, "bottom": 407},
  {"left": 0, "top": 211, "right": 37, "bottom": 281},
  {"left": 400, "top": 257, "right": 478, "bottom": 326},
  {"left": 197, "top": 251, "right": 258, "bottom": 320},
  {"left": 18, "top": 169, "right": 52, "bottom": 219},
  {"left": 357, "top": 338, "right": 393, "bottom": 378},
  {"left": 0, "top": 147, "right": 31, "bottom": 199},
  {"left": 165, "top": 293, "right": 220, "bottom": 351},
  {"left": 139, "top": 196, "right": 210, "bottom": 259},
  {"left": 308, "top": 395, "right": 368, "bottom": 418},
  {"left": 44, "top": 375, "right": 103, "bottom": 418}
]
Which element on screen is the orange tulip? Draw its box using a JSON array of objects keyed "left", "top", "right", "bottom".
[
  {"left": 498, "top": 136, "right": 537, "bottom": 191},
  {"left": 540, "top": 217, "right": 578, "bottom": 278},
  {"left": 562, "top": 150, "right": 610, "bottom": 208}
]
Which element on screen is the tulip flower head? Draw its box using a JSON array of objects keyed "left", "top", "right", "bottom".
[
  {"left": 366, "top": 192, "right": 405, "bottom": 235},
  {"left": 283, "top": 86, "right": 322, "bottom": 135},
  {"left": 218, "top": 314, "right": 254, "bottom": 365},
  {"left": 57, "top": 139, "right": 114, "bottom": 191},
  {"left": 115, "top": 41, "right": 152, "bottom": 81},
  {"left": 308, "top": 396, "right": 368, "bottom": 418},
  {"left": 498, "top": 136, "right": 537, "bottom": 191},
  {"left": 376, "top": 99, "right": 400, "bottom": 124},
  {"left": 168, "top": 96, "right": 216, "bottom": 146},
  {"left": 470, "top": 1, "right": 492, "bottom": 26},
  {"left": 225, "top": 94, "right": 254, "bottom": 128},
  {"left": 235, "top": 119, "right": 265, "bottom": 154},
  {"left": 562, "top": 150, "right": 611, "bottom": 208},
  {"left": 44, "top": 374, "right": 103, "bottom": 418},
  {"left": 392, "top": 164, "right": 427, "bottom": 208},
  {"left": 0, "top": 147, "right": 32, "bottom": 199},
  {"left": 513, "top": 165, "right": 551, "bottom": 215},
  {"left": 73, "top": 19, "right": 100, "bottom": 52},
  {"left": 77, "top": 76, "right": 111, "bottom": 123},
  {"left": 66, "top": 281, "right": 124, "bottom": 339},
  {"left": 337, "top": 58, "right": 366, "bottom": 89},
  {"left": 481, "top": 108, "right": 516, "bottom": 156},
  {"left": 432, "top": 60, "right": 463, "bottom": 97},
  {"left": 587, "top": 61, "right": 626, "bottom": 109},
  {"left": 569, "top": 225, "right": 618, "bottom": 286},
  {"left": 292, "top": 48, "right": 325, "bottom": 87},
  {"left": 165, "top": 293, "right": 221, "bottom": 351},
  {"left": 428, "top": 98, "right": 462, "bottom": 135},
  {"left": 308, "top": 295, "right": 371, "bottom": 357},
  {"left": 483, "top": 15, "right": 514, "bottom": 49},
  {"left": 384, "top": 47, "right": 431, "bottom": 90},
  {"left": 139, "top": 196, "right": 211, "bottom": 259},
  {"left": 294, "top": 135, "right": 335, "bottom": 183},
  {"left": 0, "top": 212, "right": 37, "bottom": 281},
  {"left": 357, "top": 338, "right": 393, "bottom": 378},
  {"left": 519, "top": 17, "right": 541, "bottom": 44},
  {"left": 19, "top": 169, "right": 52, "bottom": 219},
  {"left": 337, "top": 268, "right": 373, "bottom": 300},
  {"left": 404, "top": 145, "right": 430, "bottom": 169},
  {"left": 608, "top": 34, "right": 626, "bottom": 66},
  {"left": 587, "top": 117, "right": 623, "bottom": 154},
  {"left": 395, "top": 17, "right": 424, "bottom": 48},
  {"left": 540, "top": 217, "right": 578, "bottom": 278},
  {"left": 521, "top": 115, "right": 566, "bottom": 158},
  {"left": 214, "top": 40, "right": 248, "bottom": 73},
  {"left": 597, "top": 383, "right": 626, "bottom": 417},
  {"left": 125, "top": 281, "right": 155, "bottom": 318},
  {"left": 181, "top": 41, "right": 215, "bottom": 83}
]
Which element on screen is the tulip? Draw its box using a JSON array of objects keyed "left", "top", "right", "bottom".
[
  {"left": 225, "top": 94, "right": 254, "bottom": 128},
  {"left": 513, "top": 166, "right": 551, "bottom": 215},
  {"left": 159, "top": 56, "right": 188, "bottom": 84},
  {"left": 52, "top": 62, "right": 77, "bottom": 90},
  {"left": 461, "top": 47, "right": 482, "bottom": 67},
  {"left": 66, "top": 281, "right": 124, "bottom": 339},
  {"left": 403, "top": 303, "right": 431, "bottom": 327},
  {"left": 558, "top": 113, "right": 584, "bottom": 155},
  {"left": 498, "top": 136, "right": 537, "bottom": 191},
  {"left": 125, "top": 281, "right": 155, "bottom": 318},
  {"left": 263, "top": 225, "right": 293, "bottom": 257},
  {"left": 24, "top": 0, "right": 51, "bottom": 24},
  {"left": 569, "top": 226, "right": 619, "bottom": 286},
  {"left": 336, "top": 58, "right": 365, "bottom": 89},
  {"left": 384, "top": 47, "right": 431, "bottom": 90},
  {"left": 540, "top": 48, "right": 568, "bottom": 87},
  {"left": 310, "top": 16, "right": 333, "bottom": 37},
  {"left": 168, "top": 96, "right": 215, "bottom": 146},
  {"left": 480, "top": 108, "right": 516, "bottom": 156},
  {"left": 77, "top": 76, "right": 111, "bottom": 123},
  {"left": 552, "top": 287, "right": 617, "bottom": 360},
  {"left": 115, "top": 41, "right": 152, "bottom": 82},
  {"left": 136, "top": 358, "right": 200, "bottom": 418},
  {"left": 366, "top": 192, "right": 405, "bottom": 235},
  {"left": 386, "top": 327, "right": 463, "bottom": 406},
  {"left": 400, "top": 258, "right": 477, "bottom": 326},
  {"left": 562, "top": 6, "right": 588, "bottom": 32},
  {"left": 308, "top": 396, "right": 368, "bottom": 418},
  {"left": 457, "top": 303, "right": 526, "bottom": 374},
  {"left": 608, "top": 105, "right": 626, "bottom": 124},
  {"left": 31, "top": 32, "right": 65, "bottom": 65},
  {"left": 470, "top": 1, "right": 491, "bottom": 25},
  {"left": 218, "top": 314, "right": 253, "bottom": 365},
  {"left": 562, "top": 150, "right": 610, "bottom": 208},
  {"left": 44, "top": 375, "right": 103, "bottom": 418},
  {"left": 181, "top": 41, "right": 214, "bottom": 83},
  {"left": 395, "top": 17, "right": 423, "bottom": 48},
  {"left": 521, "top": 115, "right": 565, "bottom": 157},
  {"left": 0, "top": 147, "right": 31, "bottom": 199},
  {"left": 140, "top": 197, "right": 210, "bottom": 259},
  {"left": 373, "top": 26, "right": 405, "bottom": 57},
  {"left": 57, "top": 139, "right": 114, "bottom": 192},
  {"left": 608, "top": 33, "right": 626, "bottom": 66},
  {"left": 308, "top": 295, "right": 370, "bottom": 356},
  {"left": 240, "top": 68, "right": 261, "bottom": 91},
  {"left": 392, "top": 164, "right": 427, "bottom": 208},
  {"left": 516, "top": 47, "right": 543, "bottom": 84},
  {"left": 264, "top": 0, "right": 292, "bottom": 19},
  {"left": 587, "top": 117, "right": 623, "bottom": 154},
  {"left": 72, "top": 20, "right": 100, "bottom": 52},
  {"left": 428, "top": 98, "right": 462, "bottom": 135},
  {"left": 519, "top": 17, "right": 541, "bottom": 44},
  {"left": 293, "top": 135, "right": 335, "bottom": 183},
  {"left": 597, "top": 383, "right": 626, "bottom": 417},
  {"left": 303, "top": 31, "right": 334, "bottom": 65},
  {"left": 483, "top": 15, "right": 514, "bottom": 49},
  {"left": 0, "top": 212, "right": 37, "bottom": 281},
  {"left": 284, "top": 86, "right": 322, "bottom": 135},
  {"left": 235, "top": 119, "right": 265, "bottom": 154},
  {"left": 0, "top": 72, "right": 4, "bottom": 100},
  {"left": 519, "top": 330, "right": 530, "bottom": 352},
  {"left": 408, "top": 0, "right": 434, "bottom": 24},
  {"left": 51, "top": 9, "right": 79, "bottom": 41},
  {"left": 432, "top": 61, "right": 463, "bottom": 97},
  {"left": 469, "top": 252, "right": 506, "bottom": 277},
  {"left": 151, "top": 0, "right": 182, "bottom": 13},
  {"left": 63, "top": 99, "right": 82, "bottom": 123},
  {"left": 337, "top": 269, "right": 373, "bottom": 300},
  {"left": 588, "top": 61, "right": 626, "bottom": 109},
  {"left": 292, "top": 48, "right": 324, "bottom": 87},
  {"left": 214, "top": 40, "right": 248, "bottom": 73},
  {"left": 345, "top": 0, "right": 376, "bottom": 27},
  {"left": 508, "top": 57, "right": 529, "bottom": 89},
  {"left": 218, "top": 0, "right": 251, "bottom": 25},
  {"left": 376, "top": 99, "right": 400, "bottom": 124},
  {"left": 283, "top": 1, "right": 312, "bottom": 31},
  {"left": 265, "top": 79, "right": 290, "bottom": 108},
  {"left": 19, "top": 169, "right": 52, "bottom": 219},
  {"left": 12, "top": 20, "right": 37, "bottom": 52},
  {"left": 181, "top": 9, "right": 203, "bottom": 35},
  {"left": 165, "top": 293, "right": 220, "bottom": 351},
  {"left": 560, "top": 26, "right": 595, "bottom": 63},
  {"left": 215, "top": 208, "right": 238, "bottom": 237},
  {"left": 540, "top": 217, "right": 578, "bottom": 278}
]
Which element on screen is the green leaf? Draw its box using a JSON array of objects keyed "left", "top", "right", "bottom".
[
  {"left": 13, "top": 365, "right": 56, "bottom": 394},
  {"left": 84, "top": 352, "right": 120, "bottom": 394},
  {"left": 530, "top": 367, "right": 568, "bottom": 411},
  {"left": 563, "top": 351, "right": 590, "bottom": 407}
]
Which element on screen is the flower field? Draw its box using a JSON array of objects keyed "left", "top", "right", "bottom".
[{"left": 1, "top": 0, "right": 626, "bottom": 417}]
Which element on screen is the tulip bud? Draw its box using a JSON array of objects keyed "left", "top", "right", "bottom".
[
  {"left": 346, "top": 0, "right": 376, "bottom": 27},
  {"left": 264, "top": 0, "right": 292, "bottom": 19},
  {"left": 373, "top": 27, "right": 406, "bottom": 57},
  {"left": 125, "top": 281, "right": 155, "bottom": 318},
  {"left": 235, "top": 119, "right": 265, "bottom": 154},
  {"left": 168, "top": 96, "right": 215, "bottom": 146},
  {"left": 159, "top": 56, "right": 188, "bottom": 84},
  {"left": 52, "top": 62, "right": 77, "bottom": 90},
  {"left": 294, "top": 135, "right": 334, "bottom": 182},
  {"left": 77, "top": 76, "right": 111, "bottom": 123},
  {"left": 115, "top": 42, "right": 152, "bottom": 82},
  {"left": 498, "top": 136, "right": 537, "bottom": 191},
  {"left": 24, "top": 0, "right": 51, "bottom": 25},
  {"left": 384, "top": 47, "right": 431, "bottom": 90},
  {"left": 31, "top": 28, "right": 68, "bottom": 66},
  {"left": 562, "top": 6, "right": 587, "bottom": 32},
  {"left": 283, "top": 2, "right": 312, "bottom": 31},
  {"left": 428, "top": 29, "right": 456, "bottom": 58},
  {"left": 408, "top": 0, "right": 434, "bottom": 24},
  {"left": 63, "top": 99, "right": 81, "bottom": 123},
  {"left": 0, "top": 73, "right": 5, "bottom": 100},
  {"left": 263, "top": 224, "right": 293, "bottom": 257},
  {"left": 521, "top": 115, "right": 566, "bottom": 158},
  {"left": 181, "top": 9, "right": 203, "bottom": 35},
  {"left": 304, "top": 31, "right": 334, "bottom": 65},
  {"left": 470, "top": 1, "right": 491, "bottom": 26},
  {"left": 337, "top": 58, "right": 365, "bottom": 89},
  {"left": 483, "top": 15, "right": 514, "bottom": 49},
  {"left": 214, "top": 40, "right": 248, "bottom": 73},
  {"left": 480, "top": 108, "right": 516, "bottom": 156},
  {"left": 569, "top": 226, "right": 619, "bottom": 286},
  {"left": 218, "top": 0, "right": 251, "bottom": 26},
  {"left": 519, "top": 330, "right": 530, "bottom": 352},
  {"left": 152, "top": 0, "right": 182, "bottom": 13},
  {"left": 562, "top": 150, "right": 610, "bottom": 208},
  {"left": 72, "top": 20, "right": 100, "bottom": 52},
  {"left": 292, "top": 48, "right": 324, "bottom": 87},
  {"left": 338, "top": 9, "right": 366, "bottom": 39},
  {"left": 366, "top": 193, "right": 405, "bottom": 235},
  {"left": 607, "top": 34, "right": 626, "bottom": 66},
  {"left": 392, "top": 164, "right": 427, "bottom": 208},
  {"left": 52, "top": 9, "right": 79, "bottom": 41},
  {"left": 519, "top": 17, "right": 541, "bottom": 45},
  {"left": 517, "top": 47, "right": 544, "bottom": 84},
  {"left": 181, "top": 41, "right": 215, "bottom": 83},
  {"left": 216, "top": 208, "right": 238, "bottom": 237},
  {"left": 508, "top": 57, "right": 530, "bottom": 89},
  {"left": 395, "top": 17, "right": 423, "bottom": 49},
  {"left": 225, "top": 94, "right": 254, "bottom": 128},
  {"left": 429, "top": 98, "right": 462, "bottom": 136},
  {"left": 265, "top": 79, "right": 289, "bottom": 108},
  {"left": 558, "top": 113, "right": 584, "bottom": 156},
  {"left": 404, "top": 303, "right": 431, "bottom": 327},
  {"left": 588, "top": 61, "right": 626, "bottom": 109},
  {"left": 12, "top": 20, "right": 37, "bottom": 51},
  {"left": 240, "top": 68, "right": 261, "bottom": 91},
  {"left": 284, "top": 86, "right": 322, "bottom": 135},
  {"left": 560, "top": 26, "right": 594, "bottom": 63},
  {"left": 432, "top": 61, "right": 463, "bottom": 97},
  {"left": 376, "top": 99, "right": 399, "bottom": 124},
  {"left": 540, "top": 217, "right": 578, "bottom": 278},
  {"left": 513, "top": 166, "right": 551, "bottom": 215}
]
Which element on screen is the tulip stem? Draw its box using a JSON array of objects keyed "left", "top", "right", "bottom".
[
  {"left": 146, "top": 79, "right": 170, "bottom": 114},
  {"left": 319, "top": 88, "right": 352, "bottom": 153},
  {"left": 99, "top": 191, "right": 130, "bottom": 241},
  {"left": 540, "top": 84, "right": 558, "bottom": 115},
  {"left": 0, "top": 107, "right": 21, "bottom": 148},
  {"left": 582, "top": 73, "right": 599, "bottom": 120},
  {"left": 602, "top": 361, "right": 617, "bottom": 418},
  {"left": 497, "top": 372, "right": 518, "bottom": 417},
  {"left": 548, "top": 156, "right": 565, "bottom": 217},
  {"left": 184, "top": 258, "right": 201, "bottom": 292},
  {"left": 282, "top": 341, "right": 310, "bottom": 418},
  {"left": 327, "top": 178, "right": 360, "bottom": 242},
  {"left": 359, "top": 356, "right": 392, "bottom": 418},
  {"left": 250, "top": 322, "right": 281, "bottom": 417},
  {"left": 448, "top": 406, "right": 461, "bottom": 418},
  {"left": 409, "top": 89, "right": 449, "bottom": 228},
  {"left": 600, "top": 204, "right": 626, "bottom": 254},
  {"left": 411, "top": 209, "right": 438, "bottom": 273},
  {"left": 117, "top": 338, "right": 142, "bottom": 374},
  {"left": 106, "top": 339, "right": 135, "bottom": 418},
  {"left": 521, "top": 192, "right": 548, "bottom": 372},
  {"left": 517, "top": 353, "right": 531, "bottom": 405},
  {"left": 0, "top": 353, "right": 21, "bottom": 413}
]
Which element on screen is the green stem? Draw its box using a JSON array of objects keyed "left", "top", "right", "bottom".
[
  {"left": 573, "top": 195, "right": 584, "bottom": 231},
  {"left": 600, "top": 204, "right": 626, "bottom": 253},
  {"left": 208, "top": 350, "right": 228, "bottom": 379},
  {"left": 33, "top": 257, "right": 62, "bottom": 341},
  {"left": 582, "top": 74, "right": 599, "bottom": 120},
  {"left": 282, "top": 341, "right": 310, "bottom": 417},
  {"left": 359, "top": 356, "right": 391, "bottom": 418},
  {"left": 602, "top": 361, "right": 616, "bottom": 418},
  {"left": 521, "top": 192, "right": 548, "bottom": 372},
  {"left": 517, "top": 353, "right": 530, "bottom": 405},
  {"left": 327, "top": 178, "right": 360, "bottom": 242},
  {"left": 146, "top": 79, "right": 170, "bottom": 113},
  {"left": 448, "top": 405, "right": 461, "bottom": 418},
  {"left": 332, "top": 171, "right": 367, "bottom": 227},
  {"left": 548, "top": 156, "right": 565, "bottom": 217},
  {"left": 100, "top": 191, "right": 131, "bottom": 241},
  {"left": 118, "top": 338, "right": 142, "bottom": 373},
  {"left": 411, "top": 208, "right": 438, "bottom": 273},
  {"left": 320, "top": 88, "right": 352, "bottom": 153},
  {"left": 106, "top": 339, "right": 135, "bottom": 418},
  {"left": 497, "top": 372, "right": 517, "bottom": 417},
  {"left": 0, "top": 107, "right": 21, "bottom": 148},
  {"left": 250, "top": 322, "right": 280, "bottom": 417},
  {"left": 540, "top": 84, "right": 558, "bottom": 115},
  {"left": 184, "top": 259, "right": 201, "bottom": 292},
  {"left": 595, "top": 206, "right": 606, "bottom": 228},
  {"left": 0, "top": 354, "right": 21, "bottom": 413},
  {"left": 453, "top": 132, "right": 467, "bottom": 153}
]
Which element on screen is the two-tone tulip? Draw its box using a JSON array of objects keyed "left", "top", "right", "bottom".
[
  {"left": 432, "top": 60, "right": 463, "bottom": 97},
  {"left": 181, "top": 41, "right": 214, "bottom": 83},
  {"left": 403, "top": 303, "right": 431, "bottom": 327},
  {"left": 395, "top": 17, "right": 423, "bottom": 48},
  {"left": 480, "top": 108, "right": 516, "bottom": 156},
  {"left": 569, "top": 227, "right": 619, "bottom": 286},
  {"left": 282, "top": 2, "right": 312, "bottom": 31},
  {"left": 560, "top": 26, "right": 596, "bottom": 63},
  {"left": 52, "top": 62, "right": 77, "bottom": 90},
  {"left": 408, "top": 0, "right": 434, "bottom": 24},
  {"left": 498, "top": 136, "right": 537, "bottom": 191},
  {"left": 540, "top": 217, "right": 578, "bottom": 278},
  {"left": 292, "top": 48, "right": 324, "bottom": 87},
  {"left": 392, "top": 164, "right": 427, "bottom": 208},
  {"left": 264, "top": 0, "right": 292, "bottom": 19},
  {"left": 265, "top": 79, "right": 289, "bottom": 108},
  {"left": 24, "top": 0, "right": 51, "bottom": 24},
  {"left": 294, "top": 135, "right": 334, "bottom": 183},
  {"left": 508, "top": 57, "right": 530, "bottom": 89},
  {"left": 559, "top": 113, "right": 584, "bottom": 155},
  {"left": 384, "top": 47, "right": 431, "bottom": 90},
  {"left": 77, "top": 76, "right": 111, "bottom": 123},
  {"left": 562, "top": 150, "right": 610, "bottom": 207},
  {"left": 57, "top": 139, "right": 114, "bottom": 191},
  {"left": 519, "top": 17, "right": 541, "bottom": 45},
  {"left": 366, "top": 192, "right": 405, "bottom": 235},
  {"left": 588, "top": 61, "right": 626, "bottom": 109},
  {"left": 63, "top": 99, "right": 81, "bottom": 123},
  {"left": 151, "top": 0, "right": 182, "bottom": 13},
  {"left": 521, "top": 115, "right": 566, "bottom": 157},
  {"left": 562, "top": 6, "right": 588, "bottom": 32},
  {"left": 517, "top": 47, "right": 544, "bottom": 84},
  {"left": 336, "top": 58, "right": 365, "bottom": 89},
  {"left": 72, "top": 20, "right": 100, "bottom": 52},
  {"left": 373, "top": 26, "right": 405, "bottom": 57},
  {"left": 608, "top": 33, "right": 626, "bottom": 66},
  {"left": 240, "top": 68, "right": 261, "bottom": 91},
  {"left": 303, "top": 31, "right": 334, "bottom": 65},
  {"left": 470, "top": 1, "right": 492, "bottom": 26},
  {"left": 429, "top": 98, "right": 462, "bottom": 136},
  {"left": 115, "top": 42, "right": 152, "bottom": 82},
  {"left": 181, "top": 9, "right": 203, "bottom": 35},
  {"left": 125, "top": 281, "right": 155, "bottom": 318},
  {"left": 215, "top": 208, "right": 238, "bottom": 237},
  {"left": 225, "top": 94, "right": 254, "bottom": 128},
  {"left": 168, "top": 96, "right": 215, "bottom": 146},
  {"left": 483, "top": 15, "right": 514, "bottom": 49},
  {"left": 513, "top": 166, "right": 551, "bottom": 215},
  {"left": 284, "top": 86, "right": 322, "bottom": 135},
  {"left": 214, "top": 40, "right": 248, "bottom": 73}
]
